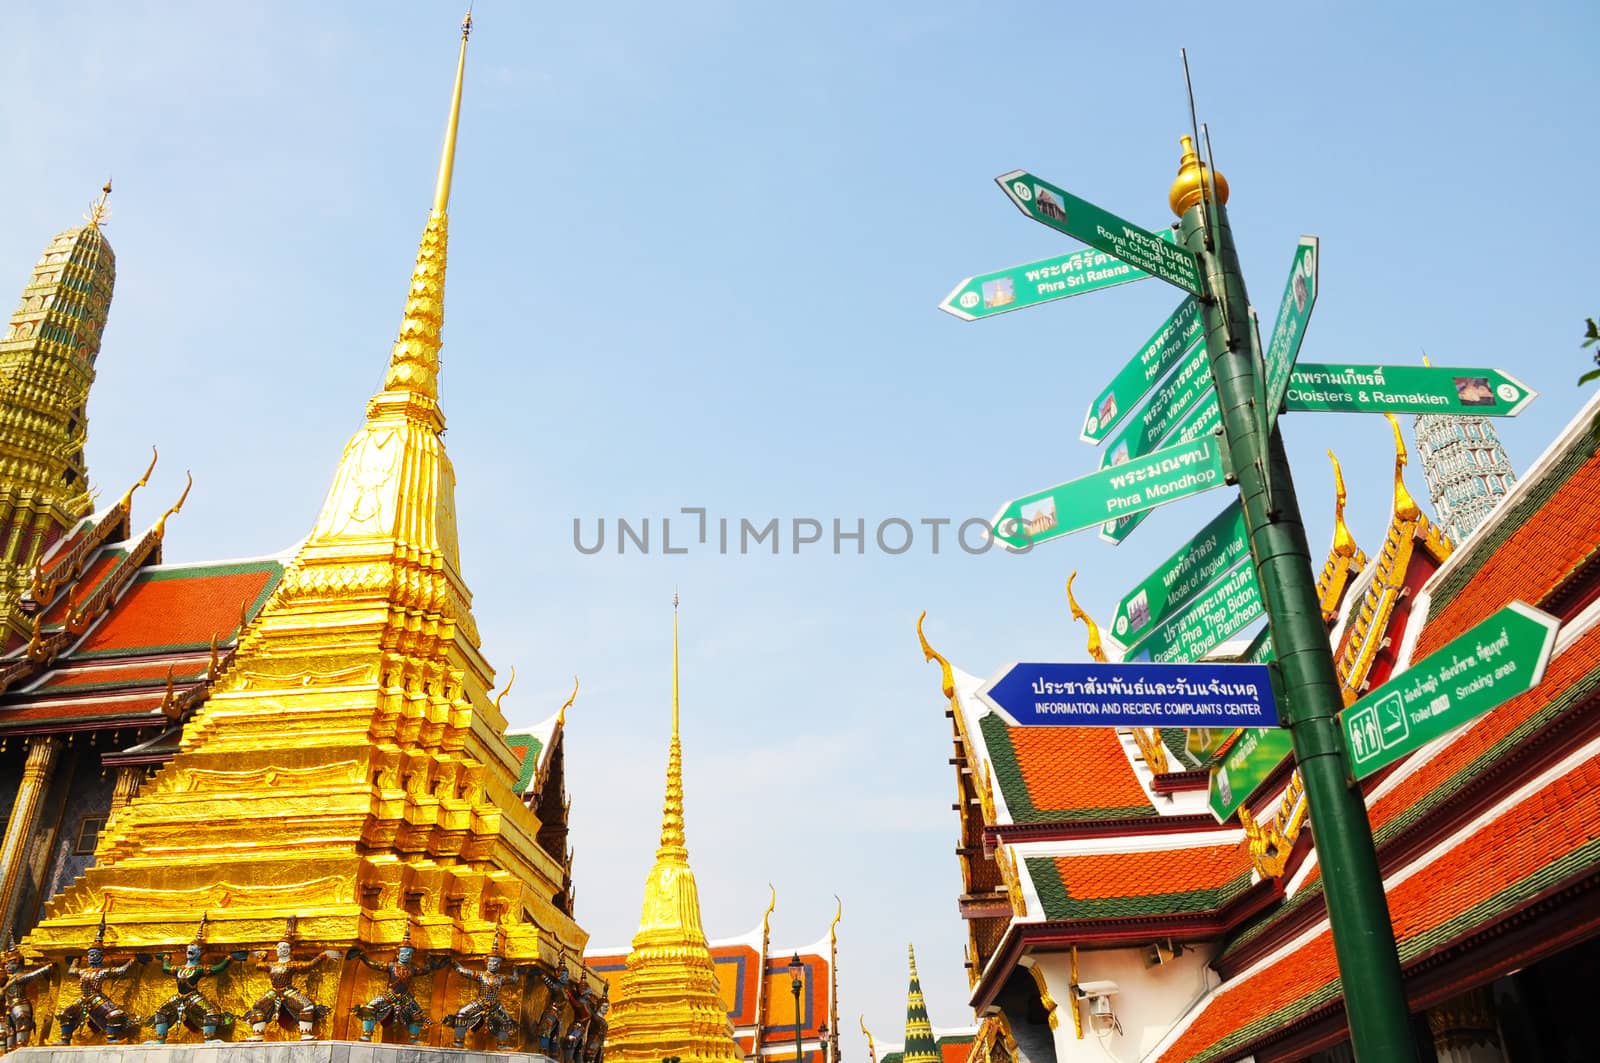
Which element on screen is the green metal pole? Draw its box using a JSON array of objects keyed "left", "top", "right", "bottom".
[{"left": 1174, "top": 148, "right": 1417, "bottom": 1062}]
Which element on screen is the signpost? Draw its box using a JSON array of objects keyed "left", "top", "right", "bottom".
[
  {"left": 1209, "top": 727, "right": 1296, "bottom": 822},
  {"left": 938, "top": 247, "right": 1154, "bottom": 321},
  {"left": 1110, "top": 501, "right": 1249, "bottom": 644},
  {"left": 1122, "top": 555, "right": 1263, "bottom": 664},
  {"left": 1098, "top": 339, "right": 1212, "bottom": 469},
  {"left": 996, "top": 170, "right": 1205, "bottom": 295},
  {"left": 1100, "top": 389, "right": 1221, "bottom": 544},
  {"left": 1285, "top": 364, "right": 1537, "bottom": 417},
  {"left": 977, "top": 660, "right": 1278, "bottom": 728},
  {"left": 991, "top": 434, "right": 1227, "bottom": 551},
  {"left": 1262, "top": 236, "right": 1319, "bottom": 416},
  {"left": 1082, "top": 296, "right": 1204, "bottom": 441},
  {"left": 1342, "top": 601, "right": 1559, "bottom": 780}
]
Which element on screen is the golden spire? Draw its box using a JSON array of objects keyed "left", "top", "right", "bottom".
[
  {"left": 1328, "top": 451, "right": 1358, "bottom": 558},
  {"left": 1169, "top": 134, "right": 1229, "bottom": 217},
  {"left": 1385, "top": 413, "right": 1421, "bottom": 520},
  {"left": 434, "top": 11, "right": 472, "bottom": 215},
  {"left": 378, "top": 9, "right": 472, "bottom": 408},
  {"left": 604, "top": 592, "right": 741, "bottom": 1063},
  {"left": 661, "top": 591, "right": 686, "bottom": 854},
  {"left": 1065, "top": 572, "right": 1108, "bottom": 663},
  {"left": 85, "top": 179, "right": 113, "bottom": 228}
]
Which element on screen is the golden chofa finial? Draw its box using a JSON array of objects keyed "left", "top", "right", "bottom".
[
  {"left": 1384, "top": 413, "right": 1422, "bottom": 520},
  {"left": 1065, "top": 572, "right": 1108, "bottom": 663},
  {"left": 1328, "top": 450, "right": 1358, "bottom": 558},
  {"left": 153, "top": 471, "right": 193, "bottom": 536},
  {"left": 916, "top": 611, "right": 956, "bottom": 699},
  {"left": 492, "top": 665, "right": 516, "bottom": 714},
  {"left": 1169, "top": 135, "right": 1229, "bottom": 218},
  {"left": 85, "top": 178, "right": 113, "bottom": 228},
  {"left": 555, "top": 674, "right": 579, "bottom": 727}
]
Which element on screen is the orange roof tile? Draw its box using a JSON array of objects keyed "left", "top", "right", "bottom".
[
  {"left": 75, "top": 562, "right": 279, "bottom": 656},
  {"left": 1158, "top": 756, "right": 1600, "bottom": 1062},
  {"left": 1051, "top": 843, "right": 1247, "bottom": 901},
  {"left": 1007, "top": 726, "right": 1151, "bottom": 818},
  {"left": 36, "top": 659, "right": 207, "bottom": 691}
]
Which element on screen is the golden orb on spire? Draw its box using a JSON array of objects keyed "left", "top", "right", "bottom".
[{"left": 1169, "top": 134, "right": 1229, "bottom": 218}]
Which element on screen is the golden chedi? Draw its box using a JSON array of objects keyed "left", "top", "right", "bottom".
[
  {"left": 602, "top": 600, "right": 742, "bottom": 1063},
  {"left": 21, "top": 12, "right": 592, "bottom": 1047}
]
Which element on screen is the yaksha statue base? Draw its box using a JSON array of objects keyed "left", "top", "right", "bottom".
[
  {"left": 55, "top": 915, "right": 146, "bottom": 1045},
  {"left": 243, "top": 925, "right": 339, "bottom": 1042},
  {"left": 351, "top": 925, "right": 448, "bottom": 1046}
]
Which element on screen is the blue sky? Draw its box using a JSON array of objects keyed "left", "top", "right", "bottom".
[{"left": 2, "top": 0, "right": 1596, "bottom": 1052}]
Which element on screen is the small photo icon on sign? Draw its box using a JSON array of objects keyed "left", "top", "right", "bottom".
[
  {"left": 983, "top": 277, "right": 1015, "bottom": 309},
  {"left": 1454, "top": 376, "right": 1495, "bottom": 406},
  {"left": 1109, "top": 440, "right": 1132, "bottom": 467},
  {"left": 1293, "top": 269, "right": 1309, "bottom": 313},
  {"left": 1021, "top": 499, "right": 1057, "bottom": 538},
  {"left": 1098, "top": 393, "right": 1118, "bottom": 426},
  {"left": 1126, "top": 590, "right": 1151, "bottom": 633},
  {"left": 1035, "top": 187, "right": 1067, "bottom": 222}
]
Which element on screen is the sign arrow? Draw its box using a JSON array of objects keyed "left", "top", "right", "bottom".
[
  {"left": 990, "top": 434, "right": 1227, "bottom": 552},
  {"left": 996, "top": 170, "right": 1205, "bottom": 296},
  {"left": 978, "top": 660, "right": 1278, "bottom": 728},
  {"left": 1285, "top": 364, "right": 1538, "bottom": 417},
  {"left": 1263, "top": 236, "right": 1319, "bottom": 418},
  {"left": 1340, "top": 601, "right": 1559, "bottom": 780},
  {"left": 939, "top": 248, "right": 1154, "bottom": 321},
  {"left": 1082, "top": 296, "right": 1204, "bottom": 442}
]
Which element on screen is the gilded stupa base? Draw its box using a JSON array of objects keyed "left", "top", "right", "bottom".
[{"left": 10, "top": 1042, "right": 559, "bottom": 1062}]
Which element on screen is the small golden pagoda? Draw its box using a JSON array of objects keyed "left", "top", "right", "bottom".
[
  {"left": 602, "top": 599, "right": 742, "bottom": 1063},
  {"left": 22, "top": 11, "right": 591, "bottom": 1045}
]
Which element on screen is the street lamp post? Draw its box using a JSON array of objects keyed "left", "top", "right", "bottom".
[
  {"left": 818, "top": 1023, "right": 830, "bottom": 1063},
  {"left": 789, "top": 954, "right": 805, "bottom": 1063}
]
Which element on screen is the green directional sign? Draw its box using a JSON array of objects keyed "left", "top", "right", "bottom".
[
  {"left": 1099, "top": 339, "right": 1212, "bottom": 470},
  {"left": 1110, "top": 501, "right": 1249, "bottom": 646},
  {"left": 991, "top": 434, "right": 1226, "bottom": 551},
  {"left": 1209, "top": 727, "right": 1297, "bottom": 823},
  {"left": 939, "top": 248, "right": 1155, "bottom": 321},
  {"left": 1341, "top": 601, "right": 1559, "bottom": 780},
  {"left": 1100, "top": 393, "right": 1221, "bottom": 545},
  {"left": 996, "top": 170, "right": 1204, "bottom": 295},
  {"left": 1082, "top": 296, "right": 1203, "bottom": 442},
  {"left": 1263, "top": 236, "right": 1319, "bottom": 417},
  {"left": 1285, "top": 364, "right": 1537, "bottom": 417},
  {"left": 1123, "top": 555, "right": 1263, "bottom": 664}
]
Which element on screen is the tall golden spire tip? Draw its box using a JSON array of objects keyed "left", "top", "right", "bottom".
[
  {"left": 432, "top": 11, "right": 472, "bottom": 216},
  {"left": 85, "top": 178, "right": 113, "bottom": 228}
]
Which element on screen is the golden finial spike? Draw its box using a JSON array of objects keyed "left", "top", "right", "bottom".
[
  {"left": 1065, "top": 572, "right": 1108, "bottom": 663},
  {"left": 829, "top": 895, "right": 842, "bottom": 940},
  {"left": 153, "top": 471, "right": 193, "bottom": 536},
  {"left": 861, "top": 1016, "right": 879, "bottom": 1063},
  {"left": 433, "top": 11, "right": 472, "bottom": 215},
  {"left": 916, "top": 611, "right": 956, "bottom": 699},
  {"left": 85, "top": 178, "right": 113, "bottom": 228},
  {"left": 556, "top": 674, "right": 579, "bottom": 726},
  {"left": 907, "top": 941, "right": 919, "bottom": 978},
  {"left": 1385, "top": 413, "right": 1421, "bottom": 520},
  {"left": 1328, "top": 450, "right": 1358, "bottom": 558},
  {"left": 1421, "top": 350, "right": 1432, "bottom": 367},
  {"left": 117, "top": 446, "right": 158, "bottom": 511},
  {"left": 761, "top": 883, "right": 776, "bottom": 935},
  {"left": 492, "top": 665, "right": 516, "bottom": 714}
]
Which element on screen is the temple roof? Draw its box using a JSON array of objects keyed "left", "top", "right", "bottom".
[{"left": 0, "top": 491, "right": 286, "bottom": 736}]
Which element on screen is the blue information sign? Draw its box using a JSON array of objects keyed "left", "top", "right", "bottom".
[{"left": 976, "top": 661, "right": 1279, "bottom": 728}]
